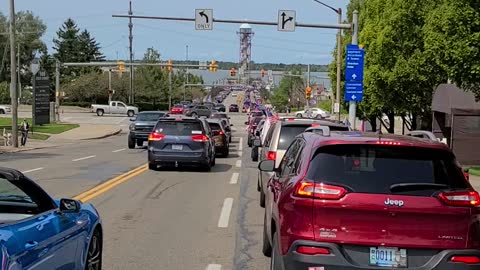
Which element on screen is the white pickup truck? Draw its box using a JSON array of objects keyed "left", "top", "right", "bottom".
[
  {"left": 91, "top": 101, "right": 139, "bottom": 117},
  {"left": 0, "top": 105, "right": 11, "bottom": 114}
]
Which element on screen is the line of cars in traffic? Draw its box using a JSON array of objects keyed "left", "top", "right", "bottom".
[{"left": 246, "top": 113, "right": 480, "bottom": 269}]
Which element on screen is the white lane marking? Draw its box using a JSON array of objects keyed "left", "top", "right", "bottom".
[
  {"left": 238, "top": 137, "right": 243, "bottom": 150},
  {"left": 235, "top": 160, "right": 242, "bottom": 168},
  {"left": 22, "top": 167, "right": 44, "bottom": 174},
  {"left": 72, "top": 155, "right": 96, "bottom": 162},
  {"left": 238, "top": 151, "right": 243, "bottom": 157},
  {"left": 230, "top": 172, "right": 239, "bottom": 184},
  {"left": 112, "top": 148, "right": 126, "bottom": 153},
  {"left": 218, "top": 198, "right": 233, "bottom": 228},
  {"left": 206, "top": 264, "right": 221, "bottom": 270}
]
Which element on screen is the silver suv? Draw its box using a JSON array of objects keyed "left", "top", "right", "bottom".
[{"left": 256, "top": 118, "right": 349, "bottom": 207}]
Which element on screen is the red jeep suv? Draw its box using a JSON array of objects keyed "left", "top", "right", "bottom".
[{"left": 259, "top": 130, "right": 480, "bottom": 270}]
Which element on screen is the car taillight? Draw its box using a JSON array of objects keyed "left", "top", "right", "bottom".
[
  {"left": 267, "top": 151, "right": 276, "bottom": 161},
  {"left": 148, "top": 132, "right": 165, "bottom": 141},
  {"left": 296, "top": 246, "right": 330, "bottom": 255},
  {"left": 450, "top": 256, "right": 480, "bottom": 264},
  {"left": 295, "top": 181, "right": 347, "bottom": 200},
  {"left": 439, "top": 191, "right": 480, "bottom": 207},
  {"left": 191, "top": 134, "right": 208, "bottom": 142},
  {"left": 219, "top": 131, "right": 224, "bottom": 135}
]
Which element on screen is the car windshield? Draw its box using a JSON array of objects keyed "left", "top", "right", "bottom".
[
  {"left": 306, "top": 145, "right": 469, "bottom": 196},
  {"left": 155, "top": 121, "right": 203, "bottom": 136},
  {"left": 136, "top": 113, "right": 164, "bottom": 121}
]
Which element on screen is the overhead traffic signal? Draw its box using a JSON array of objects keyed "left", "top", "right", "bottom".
[
  {"left": 166, "top": 60, "right": 173, "bottom": 72},
  {"left": 261, "top": 69, "right": 265, "bottom": 77},
  {"left": 230, "top": 68, "right": 236, "bottom": 76},
  {"left": 209, "top": 60, "right": 218, "bottom": 72},
  {"left": 306, "top": 86, "right": 312, "bottom": 99},
  {"left": 117, "top": 61, "right": 125, "bottom": 71}
]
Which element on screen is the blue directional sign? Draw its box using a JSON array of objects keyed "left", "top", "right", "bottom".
[
  {"left": 345, "top": 81, "right": 363, "bottom": 102},
  {"left": 345, "top": 44, "right": 365, "bottom": 102}
]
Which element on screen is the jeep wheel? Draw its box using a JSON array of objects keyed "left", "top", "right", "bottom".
[
  {"left": 127, "top": 110, "right": 134, "bottom": 117},
  {"left": 97, "top": 109, "right": 104, "bottom": 116}
]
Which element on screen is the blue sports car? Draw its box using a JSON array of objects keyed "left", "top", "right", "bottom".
[{"left": 0, "top": 167, "right": 102, "bottom": 270}]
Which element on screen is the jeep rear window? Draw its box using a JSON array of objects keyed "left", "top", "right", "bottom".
[
  {"left": 208, "top": 123, "right": 221, "bottom": 131},
  {"left": 306, "top": 145, "right": 469, "bottom": 196},
  {"left": 278, "top": 125, "right": 348, "bottom": 150},
  {"left": 155, "top": 121, "right": 203, "bottom": 136},
  {"left": 137, "top": 113, "right": 165, "bottom": 121}
]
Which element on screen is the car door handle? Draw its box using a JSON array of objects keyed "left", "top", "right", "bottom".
[{"left": 25, "top": 241, "right": 38, "bottom": 250}]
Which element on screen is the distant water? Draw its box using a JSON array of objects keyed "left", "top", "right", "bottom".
[{"left": 188, "top": 70, "right": 331, "bottom": 90}]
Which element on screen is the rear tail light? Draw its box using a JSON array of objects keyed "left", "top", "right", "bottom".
[
  {"left": 148, "top": 132, "right": 165, "bottom": 141},
  {"left": 295, "top": 181, "right": 347, "bottom": 200},
  {"left": 311, "top": 123, "right": 321, "bottom": 127},
  {"left": 439, "top": 191, "right": 480, "bottom": 207},
  {"left": 191, "top": 134, "right": 208, "bottom": 142},
  {"left": 296, "top": 246, "right": 331, "bottom": 255},
  {"left": 450, "top": 256, "right": 480, "bottom": 264},
  {"left": 219, "top": 131, "right": 224, "bottom": 135},
  {"left": 267, "top": 151, "right": 276, "bottom": 161}
]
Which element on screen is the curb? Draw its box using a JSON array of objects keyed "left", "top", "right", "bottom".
[
  {"left": 0, "top": 145, "right": 59, "bottom": 154},
  {"left": 80, "top": 128, "right": 123, "bottom": 140}
]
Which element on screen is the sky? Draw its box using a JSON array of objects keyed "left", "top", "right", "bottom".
[{"left": 2, "top": 0, "right": 349, "bottom": 65}]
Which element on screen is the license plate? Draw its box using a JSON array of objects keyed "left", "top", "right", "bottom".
[
  {"left": 172, "top": 145, "right": 183, "bottom": 150},
  {"left": 369, "top": 247, "right": 407, "bottom": 268}
]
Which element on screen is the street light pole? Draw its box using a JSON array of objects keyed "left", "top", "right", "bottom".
[
  {"left": 9, "top": 0, "right": 18, "bottom": 148},
  {"left": 185, "top": 45, "right": 189, "bottom": 101},
  {"left": 311, "top": 0, "right": 342, "bottom": 120}
]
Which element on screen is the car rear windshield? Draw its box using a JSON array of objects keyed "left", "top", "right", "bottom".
[
  {"left": 278, "top": 124, "right": 348, "bottom": 149},
  {"left": 137, "top": 113, "right": 165, "bottom": 121},
  {"left": 208, "top": 123, "right": 221, "bottom": 131},
  {"left": 212, "top": 113, "right": 227, "bottom": 118},
  {"left": 230, "top": 104, "right": 238, "bottom": 107},
  {"left": 155, "top": 121, "right": 203, "bottom": 136},
  {"left": 306, "top": 145, "right": 469, "bottom": 196}
]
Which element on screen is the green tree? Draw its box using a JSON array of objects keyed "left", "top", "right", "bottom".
[
  {"left": 53, "top": 18, "right": 81, "bottom": 64},
  {"left": 78, "top": 29, "right": 104, "bottom": 62},
  {"left": 424, "top": 0, "right": 480, "bottom": 99}
]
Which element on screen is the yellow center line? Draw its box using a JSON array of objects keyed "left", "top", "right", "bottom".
[{"left": 74, "top": 164, "right": 148, "bottom": 202}]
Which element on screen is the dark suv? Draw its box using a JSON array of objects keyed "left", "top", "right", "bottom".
[
  {"left": 259, "top": 130, "right": 480, "bottom": 270},
  {"left": 128, "top": 111, "right": 167, "bottom": 148},
  {"left": 147, "top": 117, "right": 216, "bottom": 171}
]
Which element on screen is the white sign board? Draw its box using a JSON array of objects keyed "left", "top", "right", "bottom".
[
  {"left": 195, "top": 9, "right": 213, "bottom": 30},
  {"left": 334, "top": 102, "right": 340, "bottom": 113},
  {"left": 199, "top": 61, "right": 207, "bottom": 70},
  {"left": 278, "top": 10, "right": 296, "bottom": 32}
]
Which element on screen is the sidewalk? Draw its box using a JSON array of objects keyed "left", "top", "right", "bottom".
[{"left": 0, "top": 124, "right": 122, "bottom": 153}]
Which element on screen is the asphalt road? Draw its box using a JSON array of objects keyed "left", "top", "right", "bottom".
[{"left": 0, "top": 93, "right": 272, "bottom": 270}]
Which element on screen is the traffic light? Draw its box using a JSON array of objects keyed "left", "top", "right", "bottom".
[
  {"left": 306, "top": 86, "right": 312, "bottom": 99},
  {"left": 230, "top": 68, "right": 236, "bottom": 76},
  {"left": 209, "top": 60, "right": 217, "bottom": 72},
  {"left": 167, "top": 60, "right": 173, "bottom": 72},
  {"left": 261, "top": 69, "right": 265, "bottom": 77},
  {"left": 117, "top": 61, "right": 125, "bottom": 71}
]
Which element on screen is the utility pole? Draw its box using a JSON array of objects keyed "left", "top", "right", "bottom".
[
  {"left": 128, "top": 0, "right": 134, "bottom": 104},
  {"left": 9, "top": 0, "right": 18, "bottom": 147},
  {"left": 348, "top": 10, "right": 359, "bottom": 130},
  {"left": 108, "top": 69, "right": 112, "bottom": 104},
  {"left": 185, "top": 45, "right": 189, "bottom": 101},
  {"left": 168, "top": 70, "right": 172, "bottom": 111},
  {"left": 17, "top": 43, "right": 21, "bottom": 103},
  {"left": 55, "top": 60, "right": 60, "bottom": 122},
  {"left": 306, "top": 64, "right": 310, "bottom": 109},
  {"left": 336, "top": 8, "right": 342, "bottom": 121}
]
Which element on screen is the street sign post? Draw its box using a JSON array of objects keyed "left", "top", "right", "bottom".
[
  {"left": 195, "top": 9, "right": 213, "bottom": 30},
  {"left": 277, "top": 10, "right": 296, "bottom": 32},
  {"left": 344, "top": 44, "right": 365, "bottom": 102}
]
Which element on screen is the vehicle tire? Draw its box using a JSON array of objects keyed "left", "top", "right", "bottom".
[
  {"left": 148, "top": 162, "right": 157, "bottom": 170},
  {"left": 0, "top": 109, "right": 4, "bottom": 114},
  {"left": 252, "top": 146, "right": 259, "bottom": 162},
  {"left": 296, "top": 113, "right": 302, "bottom": 118},
  {"left": 257, "top": 175, "right": 261, "bottom": 192},
  {"left": 223, "top": 147, "right": 229, "bottom": 158},
  {"left": 262, "top": 212, "right": 272, "bottom": 257},
  {"left": 127, "top": 110, "right": 134, "bottom": 117},
  {"left": 203, "top": 162, "right": 212, "bottom": 172},
  {"left": 270, "top": 232, "right": 284, "bottom": 270},
  {"left": 191, "top": 112, "right": 198, "bottom": 117},
  {"left": 86, "top": 229, "right": 102, "bottom": 270},
  {"left": 248, "top": 137, "right": 252, "bottom": 147},
  {"left": 96, "top": 109, "right": 104, "bottom": 116},
  {"left": 128, "top": 137, "right": 135, "bottom": 149},
  {"left": 260, "top": 187, "right": 266, "bottom": 208},
  {"left": 211, "top": 155, "right": 216, "bottom": 166},
  {"left": 229, "top": 136, "right": 232, "bottom": 143},
  {"left": 136, "top": 140, "right": 143, "bottom": 147}
]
